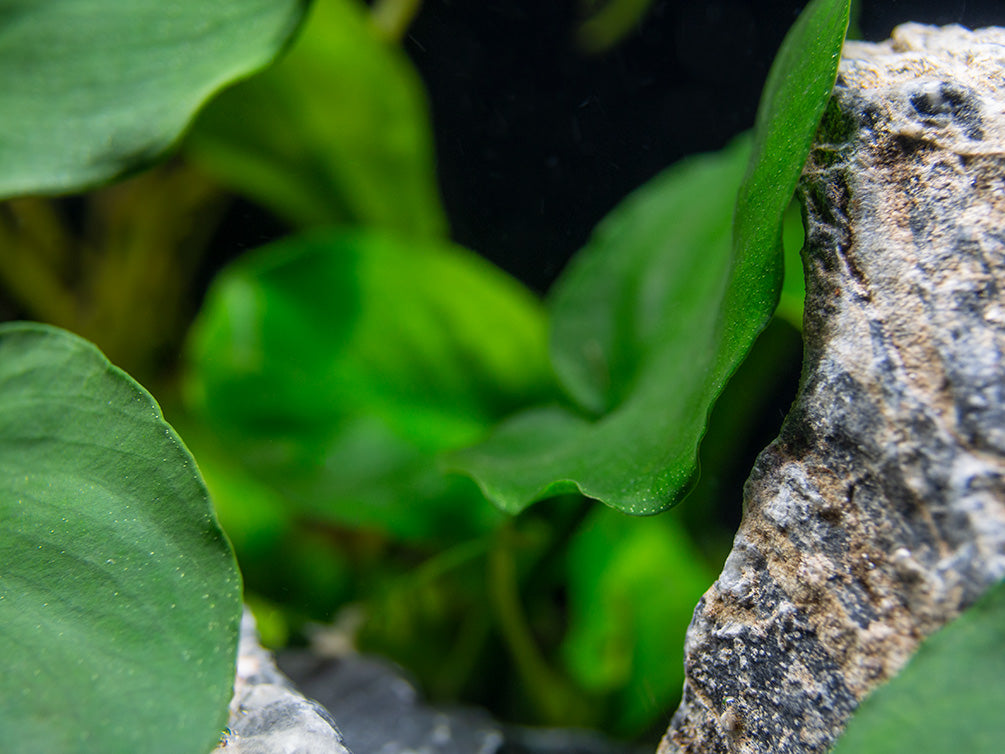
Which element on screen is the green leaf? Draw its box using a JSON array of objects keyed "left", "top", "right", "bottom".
[
  {"left": 0, "top": 0, "right": 306, "bottom": 199},
  {"left": 0, "top": 323, "right": 242, "bottom": 754},
  {"left": 449, "top": 138, "right": 748, "bottom": 514},
  {"left": 562, "top": 507, "right": 714, "bottom": 735},
  {"left": 775, "top": 199, "right": 807, "bottom": 329},
  {"left": 185, "top": 0, "right": 447, "bottom": 236},
  {"left": 185, "top": 229, "right": 553, "bottom": 540},
  {"left": 449, "top": 0, "right": 849, "bottom": 515},
  {"left": 725, "top": 0, "right": 850, "bottom": 353},
  {"left": 831, "top": 578, "right": 1005, "bottom": 754}
]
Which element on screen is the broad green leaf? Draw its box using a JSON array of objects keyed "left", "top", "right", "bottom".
[
  {"left": 561, "top": 507, "right": 714, "bottom": 735},
  {"left": 448, "top": 139, "right": 748, "bottom": 513},
  {"left": 0, "top": 0, "right": 306, "bottom": 199},
  {"left": 449, "top": 0, "right": 849, "bottom": 515},
  {"left": 185, "top": 0, "right": 446, "bottom": 236},
  {"left": 185, "top": 229, "right": 553, "bottom": 540},
  {"left": 724, "top": 0, "right": 849, "bottom": 353},
  {"left": 0, "top": 323, "right": 242, "bottom": 754},
  {"left": 831, "top": 578, "right": 1005, "bottom": 754},
  {"left": 550, "top": 136, "right": 752, "bottom": 417}
]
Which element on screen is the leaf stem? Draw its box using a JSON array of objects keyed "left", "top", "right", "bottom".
[{"left": 487, "top": 523, "right": 593, "bottom": 725}]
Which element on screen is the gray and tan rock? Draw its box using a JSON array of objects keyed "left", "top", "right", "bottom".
[{"left": 660, "top": 24, "right": 1005, "bottom": 754}]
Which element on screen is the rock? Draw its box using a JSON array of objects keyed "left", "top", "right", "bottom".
[
  {"left": 278, "top": 649, "right": 644, "bottom": 754},
  {"left": 212, "top": 611, "right": 639, "bottom": 754},
  {"left": 660, "top": 24, "right": 1005, "bottom": 754},
  {"left": 279, "top": 649, "right": 503, "bottom": 754},
  {"left": 214, "top": 610, "right": 353, "bottom": 754}
]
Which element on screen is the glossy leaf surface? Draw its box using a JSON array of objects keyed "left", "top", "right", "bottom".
[
  {"left": 0, "top": 0, "right": 305, "bottom": 198},
  {"left": 185, "top": 229, "right": 553, "bottom": 541},
  {"left": 832, "top": 578, "right": 1005, "bottom": 754},
  {"left": 0, "top": 323, "right": 242, "bottom": 754},
  {"left": 186, "top": 0, "right": 446, "bottom": 236},
  {"left": 724, "top": 0, "right": 850, "bottom": 354},
  {"left": 450, "top": 0, "right": 849, "bottom": 515}
]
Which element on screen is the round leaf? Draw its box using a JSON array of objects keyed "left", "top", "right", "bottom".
[
  {"left": 0, "top": 323, "right": 242, "bottom": 753},
  {"left": 0, "top": 0, "right": 306, "bottom": 198},
  {"left": 831, "top": 578, "right": 1005, "bottom": 754}
]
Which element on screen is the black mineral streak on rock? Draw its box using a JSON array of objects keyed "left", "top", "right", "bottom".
[{"left": 660, "top": 24, "right": 1005, "bottom": 754}]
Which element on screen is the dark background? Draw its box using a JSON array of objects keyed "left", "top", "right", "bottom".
[{"left": 400, "top": 0, "right": 1005, "bottom": 292}]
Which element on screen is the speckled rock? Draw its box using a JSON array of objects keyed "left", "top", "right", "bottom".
[
  {"left": 660, "top": 24, "right": 1005, "bottom": 754},
  {"left": 214, "top": 610, "right": 352, "bottom": 754}
]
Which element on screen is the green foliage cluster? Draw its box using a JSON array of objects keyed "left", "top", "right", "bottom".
[{"left": 0, "top": 0, "right": 1002, "bottom": 752}]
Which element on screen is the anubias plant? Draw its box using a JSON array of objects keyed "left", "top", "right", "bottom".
[{"left": 0, "top": 0, "right": 1002, "bottom": 751}]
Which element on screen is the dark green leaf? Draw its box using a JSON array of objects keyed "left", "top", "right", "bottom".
[
  {"left": 0, "top": 0, "right": 305, "bottom": 199},
  {"left": 450, "top": 0, "right": 849, "bottom": 515},
  {"left": 185, "top": 229, "right": 553, "bottom": 540},
  {"left": 449, "top": 138, "right": 748, "bottom": 514},
  {"left": 0, "top": 323, "right": 242, "bottom": 754},
  {"left": 725, "top": 0, "right": 850, "bottom": 352},
  {"left": 185, "top": 0, "right": 446, "bottom": 236},
  {"left": 831, "top": 578, "right": 1005, "bottom": 754}
]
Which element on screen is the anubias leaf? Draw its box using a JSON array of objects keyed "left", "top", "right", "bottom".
[
  {"left": 0, "top": 0, "right": 306, "bottom": 199},
  {"left": 448, "top": 0, "right": 850, "bottom": 515},
  {"left": 831, "top": 578, "right": 1005, "bottom": 754},
  {"left": 0, "top": 323, "right": 242, "bottom": 754},
  {"left": 185, "top": 0, "right": 446, "bottom": 237},
  {"left": 184, "top": 229, "right": 554, "bottom": 542}
]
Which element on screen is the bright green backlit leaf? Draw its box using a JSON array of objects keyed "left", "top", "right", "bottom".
[
  {"left": 185, "top": 229, "right": 553, "bottom": 541},
  {"left": 0, "top": 323, "right": 242, "bottom": 754},
  {"left": 776, "top": 199, "right": 807, "bottom": 329},
  {"left": 831, "top": 578, "right": 1005, "bottom": 754},
  {"left": 0, "top": 0, "right": 305, "bottom": 199},
  {"left": 185, "top": 0, "right": 447, "bottom": 237},
  {"left": 449, "top": 0, "right": 849, "bottom": 515},
  {"left": 562, "top": 507, "right": 714, "bottom": 735}
]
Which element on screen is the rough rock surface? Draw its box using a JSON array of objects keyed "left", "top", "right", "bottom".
[
  {"left": 214, "top": 610, "right": 352, "bottom": 754},
  {"left": 660, "top": 24, "right": 1005, "bottom": 754}
]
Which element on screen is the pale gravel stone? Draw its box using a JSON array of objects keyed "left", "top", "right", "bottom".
[
  {"left": 660, "top": 24, "right": 1005, "bottom": 754},
  {"left": 213, "top": 610, "right": 353, "bottom": 754}
]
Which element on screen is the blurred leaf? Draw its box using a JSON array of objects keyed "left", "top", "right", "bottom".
[
  {"left": 562, "top": 507, "right": 713, "bottom": 735},
  {"left": 576, "top": 0, "right": 656, "bottom": 54},
  {"left": 185, "top": 229, "right": 554, "bottom": 541},
  {"left": 0, "top": 0, "right": 305, "bottom": 199},
  {"left": 831, "top": 578, "right": 1005, "bottom": 754},
  {"left": 185, "top": 0, "right": 446, "bottom": 236},
  {"left": 449, "top": 0, "right": 849, "bottom": 515},
  {"left": 775, "top": 199, "right": 807, "bottom": 329},
  {"left": 0, "top": 323, "right": 242, "bottom": 754}
]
